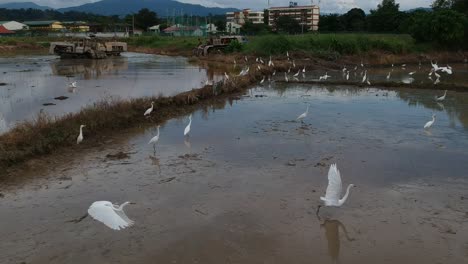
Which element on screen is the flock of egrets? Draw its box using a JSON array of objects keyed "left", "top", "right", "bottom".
[{"left": 72, "top": 53, "right": 453, "bottom": 230}]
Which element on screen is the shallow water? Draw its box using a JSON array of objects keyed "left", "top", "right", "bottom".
[
  {"left": 279, "top": 62, "right": 468, "bottom": 86},
  {"left": 1, "top": 84, "right": 468, "bottom": 263},
  {"left": 0, "top": 53, "right": 221, "bottom": 133}
]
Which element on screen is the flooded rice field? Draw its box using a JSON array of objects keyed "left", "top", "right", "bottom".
[
  {"left": 1, "top": 83, "right": 468, "bottom": 264},
  {"left": 0, "top": 53, "right": 221, "bottom": 133}
]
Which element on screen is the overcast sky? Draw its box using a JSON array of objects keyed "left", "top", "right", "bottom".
[{"left": 0, "top": 0, "right": 434, "bottom": 13}]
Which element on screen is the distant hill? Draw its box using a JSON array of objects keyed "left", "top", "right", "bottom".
[
  {"left": 58, "top": 0, "right": 238, "bottom": 16},
  {"left": 406, "top": 7, "right": 432, "bottom": 12},
  {"left": 0, "top": 1, "right": 51, "bottom": 10}
]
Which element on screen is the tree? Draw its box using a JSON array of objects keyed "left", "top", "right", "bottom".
[
  {"left": 128, "top": 8, "right": 159, "bottom": 31},
  {"left": 214, "top": 20, "right": 226, "bottom": 32},
  {"left": 367, "top": 0, "right": 403, "bottom": 32},
  {"left": 240, "top": 21, "right": 271, "bottom": 35},
  {"left": 274, "top": 16, "right": 302, "bottom": 34},
  {"left": 342, "top": 8, "right": 366, "bottom": 31},
  {"left": 318, "top": 14, "right": 345, "bottom": 32},
  {"left": 263, "top": 9, "right": 269, "bottom": 25},
  {"left": 409, "top": 9, "right": 467, "bottom": 47}
]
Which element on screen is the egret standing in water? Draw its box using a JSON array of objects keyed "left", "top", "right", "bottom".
[
  {"left": 424, "top": 114, "right": 436, "bottom": 129},
  {"left": 69, "top": 81, "right": 77, "bottom": 88},
  {"left": 297, "top": 105, "right": 309, "bottom": 123},
  {"left": 317, "top": 164, "right": 355, "bottom": 215},
  {"left": 77, "top": 125, "right": 85, "bottom": 144},
  {"left": 148, "top": 125, "right": 160, "bottom": 154},
  {"left": 144, "top": 102, "right": 154, "bottom": 116},
  {"left": 435, "top": 90, "right": 447, "bottom": 101},
  {"left": 88, "top": 201, "right": 134, "bottom": 230},
  {"left": 184, "top": 114, "right": 192, "bottom": 136}
]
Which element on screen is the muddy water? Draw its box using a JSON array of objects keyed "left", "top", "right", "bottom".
[
  {"left": 0, "top": 53, "right": 221, "bottom": 133},
  {"left": 1, "top": 84, "right": 468, "bottom": 264}
]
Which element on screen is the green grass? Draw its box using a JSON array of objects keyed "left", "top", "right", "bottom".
[
  {"left": 125, "top": 36, "right": 199, "bottom": 53},
  {"left": 243, "top": 33, "right": 423, "bottom": 57}
]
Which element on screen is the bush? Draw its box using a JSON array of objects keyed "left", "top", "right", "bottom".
[
  {"left": 409, "top": 9, "right": 467, "bottom": 47},
  {"left": 224, "top": 40, "right": 243, "bottom": 53}
]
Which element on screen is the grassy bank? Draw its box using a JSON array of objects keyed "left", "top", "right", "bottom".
[{"left": 126, "top": 33, "right": 427, "bottom": 58}]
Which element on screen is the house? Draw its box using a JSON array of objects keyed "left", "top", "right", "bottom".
[
  {"left": 226, "top": 22, "right": 242, "bottom": 34},
  {"left": 23, "top": 21, "right": 65, "bottom": 31},
  {"left": 163, "top": 25, "right": 203, "bottom": 37},
  {"left": 0, "top": 25, "right": 14, "bottom": 36},
  {"left": 268, "top": 3, "right": 320, "bottom": 31},
  {"left": 148, "top": 25, "right": 160, "bottom": 34},
  {"left": 0, "top": 21, "right": 29, "bottom": 31},
  {"left": 201, "top": 23, "right": 217, "bottom": 34},
  {"left": 62, "top": 21, "right": 90, "bottom": 32}
]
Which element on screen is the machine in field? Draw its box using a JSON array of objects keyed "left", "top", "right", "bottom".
[{"left": 50, "top": 36, "right": 127, "bottom": 59}]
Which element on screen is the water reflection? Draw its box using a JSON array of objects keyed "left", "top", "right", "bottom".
[
  {"left": 318, "top": 216, "right": 355, "bottom": 264},
  {"left": 50, "top": 58, "right": 129, "bottom": 79},
  {"left": 0, "top": 53, "right": 220, "bottom": 133}
]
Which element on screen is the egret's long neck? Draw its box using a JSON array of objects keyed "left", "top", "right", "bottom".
[
  {"left": 338, "top": 184, "right": 353, "bottom": 206},
  {"left": 188, "top": 116, "right": 192, "bottom": 126},
  {"left": 117, "top": 202, "right": 130, "bottom": 211},
  {"left": 444, "top": 90, "right": 447, "bottom": 96},
  {"left": 156, "top": 127, "right": 159, "bottom": 137},
  {"left": 79, "top": 126, "right": 83, "bottom": 135}
]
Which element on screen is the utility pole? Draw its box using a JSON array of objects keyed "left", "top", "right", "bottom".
[{"left": 132, "top": 14, "right": 135, "bottom": 36}]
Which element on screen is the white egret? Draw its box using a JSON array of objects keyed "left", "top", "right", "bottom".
[
  {"left": 268, "top": 56, "right": 273, "bottom": 67},
  {"left": 286, "top": 51, "right": 289, "bottom": 58},
  {"left": 257, "top": 65, "right": 261, "bottom": 70},
  {"left": 148, "top": 125, "right": 160, "bottom": 153},
  {"left": 244, "top": 56, "right": 248, "bottom": 62},
  {"left": 284, "top": 72, "right": 289, "bottom": 82},
  {"left": 77, "top": 125, "right": 85, "bottom": 144},
  {"left": 409, "top": 71, "right": 416, "bottom": 76},
  {"left": 293, "top": 70, "right": 300, "bottom": 77},
  {"left": 224, "top": 72, "right": 229, "bottom": 80},
  {"left": 88, "top": 201, "right": 134, "bottom": 231},
  {"left": 302, "top": 66, "right": 306, "bottom": 73},
  {"left": 431, "top": 60, "right": 439, "bottom": 71},
  {"left": 317, "top": 164, "right": 355, "bottom": 215},
  {"left": 366, "top": 76, "right": 371, "bottom": 85},
  {"left": 346, "top": 71, "right": 349, "bottom": 80},
  {"left": 434, "top": 71, "right": 441, "bottom": 78},
  {"left": 361, "top": 70, "right": 367, "bottom": 83},
  {"left": 386, "top": 71, "right": 391, "bottom": 80},
  {"left": 293, "top": 60, "right": 296, "bottom": 68},
  {"left": 69, "top": 81, "right": 77, "bottom": 88},
  {"left": 435, "top": 90, "right": 447, "bottom": 101},
  {"left": 260, "top": 58, "right": 264, "bottom": 64},
  {"left": 434, "top": 77, "right": 440, "bottom": 85},
  {"left": 297, "top": 105, "right": 309, "bottom": 122},
  {"left": 233, "top": 59, "right": 236, "bottom": 65},
  {"left": 256, "top": 57, "right": 259, "bottom": 62},
  {"left": 288, "top": 67, "right": 291, "bottom": 73},
  {"left": 342, "top": 66, "right": 347, "bottom": 73},
  {"left": 424, "top": 114, "right": 436, "bottom": 129},
  {"left": 184, "top": 114, "right": 192, "bottom": 136},
  {"left": 273, "top": 70, "right": 276, "bottom": 76},
  {"left": 260, "top": 76, "right": 265, "bottom": 84},
  {"left": 360, "top": 60, "right": 364, "bottom": 67},
  {"left": 144, "top": 102, "right": 154, "bottom": 116}
]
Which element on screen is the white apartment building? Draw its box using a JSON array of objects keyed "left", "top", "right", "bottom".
[
  {"left": 226, "top": 9, "right": 264, "bottom": 25},
  {"left": 268, "top": 2, "right": 320, "bottom": 31}
]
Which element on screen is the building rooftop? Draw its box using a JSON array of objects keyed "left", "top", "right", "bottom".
[
  {"left": 269, "top": 5, "right": 319, "bottom": 9},
  {"left": 0, "top": 25, "right": 14, "bottom": 34},
  {"left": 23, "top": 21, "right": 60, "bottom": 26}
]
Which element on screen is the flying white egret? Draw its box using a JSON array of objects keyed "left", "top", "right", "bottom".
[
  {"left": 424, "top": 114, "right": 436, "bottom": 129},
  {"left": 148, "top": 125, "right": 160, "bottom": 153},
  {"left": 431, "top": 60, "right": 439, "bottom": 71},
  {"left": 294, "top": 70, "right": 300, "bottom": 77},
  {"left": 317, "top": 164, "right": 355, "bottom": 215},
  {"left": 439, "top": 66, "right": 452, "bottom": 75},
  {"left": 435, "top": 90, "right": 447, "bottom": 101},
  {"left": 144, "top": 102, "right": 154, "bottom": 116},
  {"left": 284, "top": 72, "right": 289, "bottom": 82},
  {"left": 184, "top": 114, "right": 192, "bottom": 136},
  {"left": 297, "top": 105, "right": 309, "bottom": 123},
  {"left": 77, "top": 125, "right": 85, "bottom": 144},
  {"left": 88, "top": 201, "right": 134, "bottom": 230}
]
